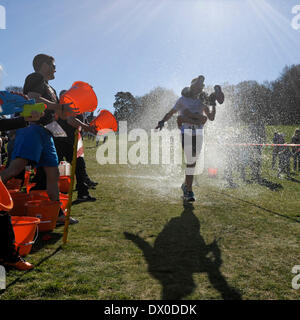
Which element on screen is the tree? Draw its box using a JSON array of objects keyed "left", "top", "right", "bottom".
[
  {"left": 275, "top": 64, "right": 300, "bottom": 124},
  {"left": 113, "top": 91, "right": 140, "bottom": 129},
  {"left": 135, "top": 87, "right": 178, "bottom": 130},
  {"left": 233, "top": 81, "right": 272, "bottom": 125},
  {"left": 113, "top": 87, "right": 178, "bottom": 131}
]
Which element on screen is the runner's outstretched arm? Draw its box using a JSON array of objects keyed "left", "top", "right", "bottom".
[{"left": 155, "top": 108, "right": 178, "bottom": 130}]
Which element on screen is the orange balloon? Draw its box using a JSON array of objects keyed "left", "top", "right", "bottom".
[
  {"left": 90, "top": 109, "right": 118, "bottom": 134},
  {"left": 60, "top": 81, "right": 98, "bottom": 114}
]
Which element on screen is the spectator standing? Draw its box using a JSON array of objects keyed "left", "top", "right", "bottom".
[
  {"left": 272, "top": 132, "right": 280, "bottom": 170},
  {"left": 278, "top": 142, "right": 292, "bottom": 179},
  {"left": 291, "top": 128, "right": 300, "bottom": 172},
  {"left": 248, "top": 117, "right": 266, "bottom": 182},
  {"left": 55, "top": 90, "right": 98, "bottom": 202}
]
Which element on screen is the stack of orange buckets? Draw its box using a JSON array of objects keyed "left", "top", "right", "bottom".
[
  {"left": 0, "top": 177, "right": 40, "bottom": 257},
  {"left": 1, "top": 163, "right": 71, "bottom": 256},
  {"left": 1, "top": 81, "right": 100, "bottom": 256}
]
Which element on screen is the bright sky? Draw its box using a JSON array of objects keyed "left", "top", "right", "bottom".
[{"left": 0, "top": 0, "right": 299, "bottom": 113}]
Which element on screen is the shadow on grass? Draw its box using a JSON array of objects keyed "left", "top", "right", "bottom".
[
  {"left": 124, "top": 203, "right": 242, "bottom": 300},
  {"left": 0, "top": 246, "right": 62, "bottom": 294},
  {"left": 30, "top": 232, "right": 62, "bottom": 254},
  {"left": 216, "top": 191, "right": 300, "bottom": 224},
  {"left": 257, "top": 177, "right": 283, "bottom": 191},
  {"left": 71, "top": 199, "right": 96, "bottom": 205},
  {"left": 221, "top": 176, "right": 283, "bottom": 192},
  {"left": 286, "top": 176, "right": 300, "bottom": 184}
]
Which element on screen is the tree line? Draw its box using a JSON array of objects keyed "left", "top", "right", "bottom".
[{"left": 113, "top": 64, "right": 300, "bottom": 129}]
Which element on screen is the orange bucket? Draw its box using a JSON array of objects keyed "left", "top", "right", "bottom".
[
  {"left": 58, "top": 175, "right": 71, "bottom": 193},
  {"left": 90, "top": 109, "right": 118, "bottom": 133},
  {"left": 0, "top": 177, "right": 13, "bottom": 211},
  {"left": 11, "top": 216, "right": 40, "bottom": 256},
  {"left": 29, "top": 190, "right": 68, "bottom": 214},
  {"left": 25, "top": 200, "right": 60, "bottom": 232},
  {"left": 5, "top": 178, "right": 23, "bottom": 191},
  {"left": 9, "top": 192, "right": 30, "bottom": 216},
  {"left": 59, "top": 81, "right": 98, "bottom": 114},
  {"left": 208, "top": 168, "right": 218, "bottom": 178}
]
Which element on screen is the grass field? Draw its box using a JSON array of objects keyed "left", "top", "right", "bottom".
[{"left": 1, "top": 126, "right": 300, "bottom": 300}]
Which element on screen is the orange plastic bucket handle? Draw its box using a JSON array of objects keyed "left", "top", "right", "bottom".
[{"left": 15, "top": 227, "right": 39, "bottom": 248}]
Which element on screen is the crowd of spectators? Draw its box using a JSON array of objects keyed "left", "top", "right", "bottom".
[
  {"left": 223, "top": 126, "right": 300, "bottom": 187},
  {"left": 0, "top": 53, "right": 98, "bottom": 271}
]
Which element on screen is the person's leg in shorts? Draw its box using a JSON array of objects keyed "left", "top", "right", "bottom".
[
  {"left": 35, "top": 129, "right": 79, "bottom": 224},
  {"left": 0, "top": 125, "right": 43, "bottom": 183},
  {"left": 182, "top": 131, "right": 203, "bottom": 192},
  {"left": 5, "top": 124, "right": 60, "bottom": 202},
  {"left": 36, "top": 127, "right": 60, "bottom": 202}
]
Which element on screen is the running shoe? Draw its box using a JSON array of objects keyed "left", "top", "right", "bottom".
[
  {"left": 76, "top": 195, "right": 97, "bottom": 203},
  {"left": 185, "top": 191, "right": 195, "bottom": 202},
  {"left": 85, "top": 180, "right": 98, "bottom": 187},
  {"left": 56, "top": 216, "right": 79, "bottom": 226}
]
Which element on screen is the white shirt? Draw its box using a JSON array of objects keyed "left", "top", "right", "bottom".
[{"left": 172, "top": 96, "right": 205, "bottom": 133}]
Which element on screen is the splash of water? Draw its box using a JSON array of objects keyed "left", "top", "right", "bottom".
[{"left": 117, "top": 83, "right": 268, "bottom": 198}]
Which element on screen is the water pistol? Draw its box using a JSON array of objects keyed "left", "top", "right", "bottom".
[{"left": 0, "top": 91, "right": 46, "bottom": 117}]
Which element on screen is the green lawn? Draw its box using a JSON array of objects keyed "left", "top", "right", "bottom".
[{"left": 1, "top": 127, "right": 300, "bottom": 300}]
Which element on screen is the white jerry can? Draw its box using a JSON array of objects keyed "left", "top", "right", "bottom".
[{"left": 58, "top": 161, "right": 71, "bottom": 176}]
